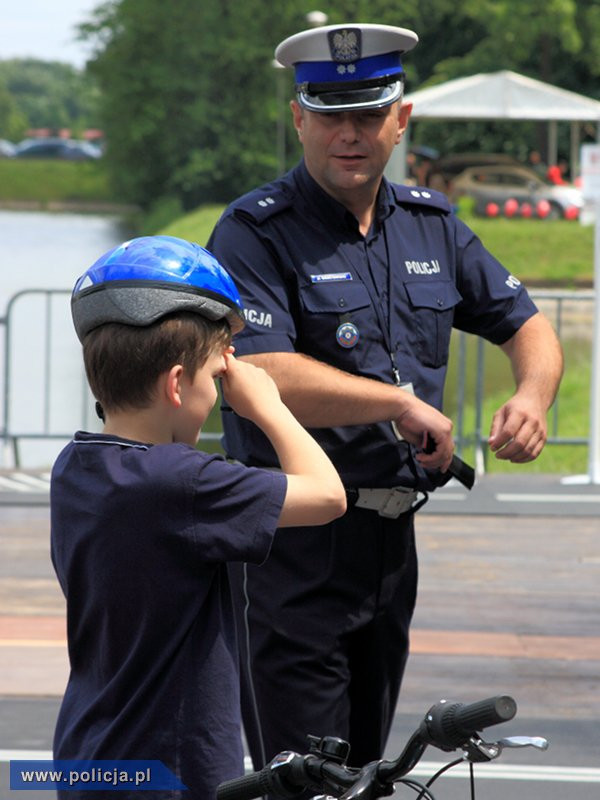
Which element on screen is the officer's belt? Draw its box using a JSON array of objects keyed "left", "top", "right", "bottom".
[{"left": 345, "top": 486, "right": 428, "bottom": 518}]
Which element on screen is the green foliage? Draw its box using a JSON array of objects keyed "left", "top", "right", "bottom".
[
  {"left": 80, "top": 0, "right": 306, "bottom": 209},
  {"left": 408, "top": 0, "right": 600, "bottom": 158},
  {"left": 0, "top": 59, "right": 101, "bottom": 139},
  {"left": 76, "top": 0, "right": 600, "bottom": 211},
  {"left": 0, "top": 78, "right": 28, "bottom": 141},
  {"left": 1, "top": 0, "right": 598, "bottom": 214}
]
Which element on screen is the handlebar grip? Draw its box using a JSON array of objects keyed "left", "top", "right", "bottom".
[
  {"left": 423, "top": 695, "right": 517, "bottom": 749},
  {"left": 217, "top": 769, "right": 271, "bottom": 800},
  {"left": 454, "top": 695, "right": 517, "bottom": 733}
]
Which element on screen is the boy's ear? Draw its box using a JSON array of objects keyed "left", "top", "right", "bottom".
[{"left": 165, "top": 364, "right": 184, "bottom": 408}]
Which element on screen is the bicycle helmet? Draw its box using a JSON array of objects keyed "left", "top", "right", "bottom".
[{"left": 71, "top": 235, "right": 245, "bottom": 342}]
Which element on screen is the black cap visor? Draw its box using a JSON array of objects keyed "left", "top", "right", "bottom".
[{"left": 296, "top": 76, "right": 403, "bottom": 112}]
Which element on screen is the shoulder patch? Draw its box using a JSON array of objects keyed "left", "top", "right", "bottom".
[
  {"left": 233, "top": 187, "right": 294, "bottom": 225},
  {"left": 391, "top": 184, "right": 452, "bottom": 214}
]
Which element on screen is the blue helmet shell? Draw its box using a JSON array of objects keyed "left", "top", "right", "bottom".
[{"left": 71, "top": 235, "right": 245, "bottom": 341}]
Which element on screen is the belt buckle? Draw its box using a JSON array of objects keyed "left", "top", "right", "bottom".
[{"left": 379, "top": 487, "right": 415, "bottom": 518}]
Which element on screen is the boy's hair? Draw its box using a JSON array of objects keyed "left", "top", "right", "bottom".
[{"left": 83, "top": 312, "right": 231, "bottom": 413}]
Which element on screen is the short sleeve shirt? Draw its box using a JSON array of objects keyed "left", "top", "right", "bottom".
[
  {"left": 50, "top": 431, "right": 287, "bottom": 799},
  {"left": 208, "top": 160, "right": 538, "bottom": 490}
]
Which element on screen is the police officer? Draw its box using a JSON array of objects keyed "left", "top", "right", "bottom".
[{"left": 207, "top": 22, "right": 563, "bottom": 772}]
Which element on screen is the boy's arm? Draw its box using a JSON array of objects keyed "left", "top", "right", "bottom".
[
  {"left": 220, "top": 355, "right": 347, "bottom": 527},
  {"left": 237, "top": 351, "right": 454, "bottom": 471}
]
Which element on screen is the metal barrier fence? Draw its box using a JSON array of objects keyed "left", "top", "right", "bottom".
[{"left": 0, "top": 287, "right": 593, "bottom": 470}]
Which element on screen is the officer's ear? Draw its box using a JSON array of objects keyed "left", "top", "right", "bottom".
[
  {"left": 396, "top": 102, "right": 413, "bottom": 144},
  {"left": 291, "top": 100, "right": 303, "bottom": 141}
]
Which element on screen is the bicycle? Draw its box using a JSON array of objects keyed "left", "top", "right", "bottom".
[{"left": 216, "top": 694, "right": 548, "bottom": 800}]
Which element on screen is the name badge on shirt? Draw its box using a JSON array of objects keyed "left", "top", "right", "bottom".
[{"left": 310, "top": 272, "right": 353, "bottom": 283}]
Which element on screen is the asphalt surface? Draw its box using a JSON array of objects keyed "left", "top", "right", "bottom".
[{"left": 1, "top": 472, "right": 599, "bottom": 799}]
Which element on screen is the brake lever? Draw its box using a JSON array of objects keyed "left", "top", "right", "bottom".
[
  {"left": 498, "top": 736, "right": 549, "bottom": 751},
  {"left": 462, "top": 734, "right": 549, "bottom": 763}
]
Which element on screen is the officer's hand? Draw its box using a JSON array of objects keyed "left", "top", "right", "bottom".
[
  {"left": 488, "top": 394, "right": 547, "bottom": 462},
  {"left": 394, "top": 398, "right": 454, "bottom": 472},
  {"left": 221, "top": 353, "right": 283, "bottom": 424}
]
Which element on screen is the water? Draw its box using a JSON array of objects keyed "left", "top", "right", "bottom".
[{"left": 0, "top": 209, "right": 131, "bottom": 468}]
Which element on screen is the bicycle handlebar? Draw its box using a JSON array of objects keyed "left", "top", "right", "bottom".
[
  {"left": 217, "top": 695, "right": 518, "bottom": 800},
  {"left": 420, "top": 694, "right": 517, "bottom": 750},
  {"left": 216, "top": 770, "right": 271, "bottom": 800}
]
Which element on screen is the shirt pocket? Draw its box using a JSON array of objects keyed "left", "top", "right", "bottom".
[
  {"left": 298, "top": 281, "right": 372, "bottom": 363},
  {"left": 300, "top": 281, "right": 371, "bottom": 315},
  {"left": 403, "top": 280, "right": 462, "bottom": 367}
]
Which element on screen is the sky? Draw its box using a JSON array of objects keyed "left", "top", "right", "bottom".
[{"left": 0, "top": 0, "right": 100, "bottom": 68}]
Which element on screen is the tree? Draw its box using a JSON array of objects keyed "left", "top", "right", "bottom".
[
  {"left": 81, "top": 0, "right": 307, "bottom": 210},
  {"left": 79, "top": 0, "right": 600, "bottom": 211},
  {"left": 403, "top": 0, "right": 600, "bottom": 161},
  {"left": 0, "top": 77, "right": 27, "bottom": 141},
  {"left": 0, "top": 59, "right": 100, "bottom": 138}
]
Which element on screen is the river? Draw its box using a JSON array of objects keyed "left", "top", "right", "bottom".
[{"left": 0, "top": 209, "right": 132, "bottom": 468}]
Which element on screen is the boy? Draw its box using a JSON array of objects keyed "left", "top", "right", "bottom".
[{"left": 50, "top": 235, "right": 346, "bottom": 799}]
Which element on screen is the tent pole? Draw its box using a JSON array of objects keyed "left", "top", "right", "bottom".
[
  {"left": 548, "top": 120, "right": 558, "bottom": 165},
  {"left": 570, "top": 122, "right": 580, "bottom": 179}
]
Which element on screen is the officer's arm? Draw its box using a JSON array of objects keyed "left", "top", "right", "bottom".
[
  {"left": 488, "top": 312, "right": 564, "bottom": 462},
  {"left": 239, "top": 351, "right": 454, "bottom": 472}
]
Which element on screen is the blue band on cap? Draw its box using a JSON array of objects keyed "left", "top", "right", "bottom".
[{"left": 295, "top": 52, "right": 403, "bottom": 84}]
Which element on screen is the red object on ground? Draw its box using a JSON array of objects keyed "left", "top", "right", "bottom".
[
  {"left": 520, "top": 202, "right": 533, "bottom": 218},
  {"left": 564, "top": 205, "right": 579, "bottom": 220},
  {"left": 536, "top": 199, "right": 551, "bottom": 218}
]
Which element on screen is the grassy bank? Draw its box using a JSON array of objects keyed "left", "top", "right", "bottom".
[{"left": 0, "top": 158, "right": 117, "bottom": 206}]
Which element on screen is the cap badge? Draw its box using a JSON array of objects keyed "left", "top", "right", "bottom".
[{"left": 328, "top": 29, "right": 361, "bottom": 63}]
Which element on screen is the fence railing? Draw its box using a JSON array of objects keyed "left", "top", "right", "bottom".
[{"left": 0, "top": 287, "right": 593, "bottom": 471}]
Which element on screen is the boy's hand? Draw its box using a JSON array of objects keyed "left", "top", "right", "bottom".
[{"left": 221, "top": 353, "right": 283, "bottom": 424}]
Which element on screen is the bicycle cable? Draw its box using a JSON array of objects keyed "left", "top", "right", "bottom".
[{"left": 396, "top": 777, "right": 438, "bottom": 799}]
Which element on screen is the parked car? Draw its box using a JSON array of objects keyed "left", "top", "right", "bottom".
[
  {"left": 451, "top": 164, "right": 583, "bottom": 219},
  {"left": 0, "top": 139, "right": 16, "bottom": 157},
  {"left": 424, "top": 152, "right": 521, "bottom": 193},
  {"left": 13, "top": 137, "right": 102, "bottom": 160}
]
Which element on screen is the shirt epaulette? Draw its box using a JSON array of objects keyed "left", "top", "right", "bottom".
[
  {"left": 233, "top": 187, "right": 294, "bottom": 225},
  {"left": 390, "top": 184, "right": 452, "bottom": 213}
]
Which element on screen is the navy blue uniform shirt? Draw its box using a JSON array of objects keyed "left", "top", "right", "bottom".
[
  {"left": 208, "top": 160, "right": 538, "bottom": 491},
  {"left": 50, "top": 432, "right": 287, "bottom": 799}
]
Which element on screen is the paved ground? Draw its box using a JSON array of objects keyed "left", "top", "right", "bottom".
[{"left": 0, "top": 474, "right": 599, "bottom": 798}]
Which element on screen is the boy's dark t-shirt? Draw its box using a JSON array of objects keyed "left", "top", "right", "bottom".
[{"left": 50, "top": 431, "right": 287, "bottom": 799}]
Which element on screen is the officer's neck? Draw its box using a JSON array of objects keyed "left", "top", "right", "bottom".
[
  {"left": 303, "top": 161, "right": 382, "bottom": 237},
  {"left": 327, "top": 182, "right": 380, "bottom": 236}
]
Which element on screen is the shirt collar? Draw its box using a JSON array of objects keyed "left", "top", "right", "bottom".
[
  {"left": 73, "top": 430, "right": 150, "bottom": 450},
  {"left": 295, "top": 160, "right": 394, "bottom": 233}
]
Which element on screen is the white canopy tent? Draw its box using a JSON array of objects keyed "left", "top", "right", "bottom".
[{"left": 387, "top": 70, "right": 600, "bottom": 182}]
